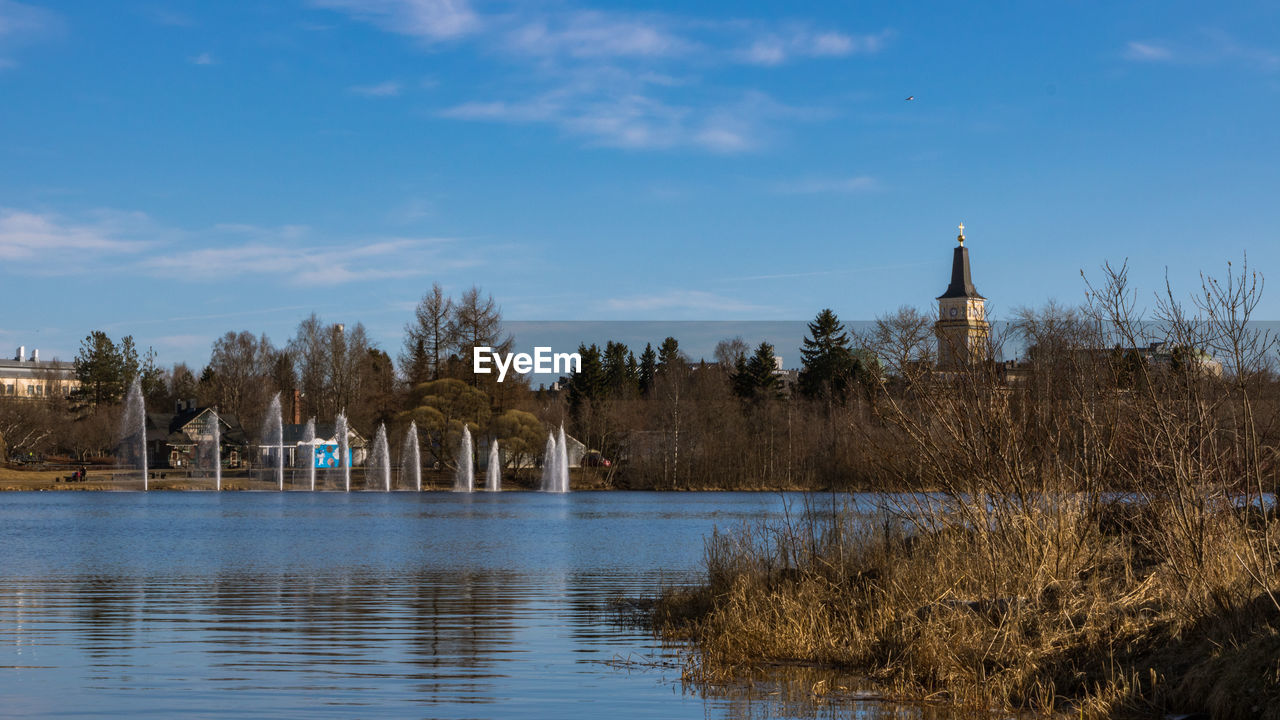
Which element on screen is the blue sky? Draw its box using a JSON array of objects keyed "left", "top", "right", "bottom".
[{"left": 2, "top": 0, "right": 1279, "bottom": 367}]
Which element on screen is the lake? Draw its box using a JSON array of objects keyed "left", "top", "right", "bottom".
[{"left": 0, "top": 492, "right": 937, "bottom": 719}]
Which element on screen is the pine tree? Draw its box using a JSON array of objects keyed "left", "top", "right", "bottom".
[
  {"left": 657, "top": 337, "right": 684, "bottom": 374},
  {"left": 603, "top": 341, "right": 634, "bottom": 393},
  {"left": 567, "top": 343, "right": 605, "bottom": 412},
  {"left": 799, "top": 308, "right": 860, "bottom": 399},
  {"left": 638, "top": 344, "right": 657, "bottom": 394},
  {"left": 733, "top": 342, "right": 780, "bottom": 399}
]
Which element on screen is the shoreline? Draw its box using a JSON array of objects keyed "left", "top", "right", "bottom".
[{"left": 0, "top": 467, "right": 867, "bottom": 493}]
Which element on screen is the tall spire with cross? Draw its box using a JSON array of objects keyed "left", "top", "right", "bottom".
[{"left": 935, "top": 224, "right": 990, "bottom": 369}]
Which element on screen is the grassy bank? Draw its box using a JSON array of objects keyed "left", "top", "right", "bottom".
[
  {"left": 654, "top": 263, "right": 1280, "bottom": 718},
  {"left": 655, "top": 497, "right": 1280, "bottom": 717}
]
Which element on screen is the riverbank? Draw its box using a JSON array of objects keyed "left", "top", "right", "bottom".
[
  {"left": 0, "top": 466, "right": 843, "bottom": 491},
  {"left": 653, "top": 498, "right": 1280, "bottom": 718}
]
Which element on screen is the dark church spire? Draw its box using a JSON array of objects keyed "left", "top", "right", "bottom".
[{"left": 937, "top": 222, "right": 983, "bottom": 300}]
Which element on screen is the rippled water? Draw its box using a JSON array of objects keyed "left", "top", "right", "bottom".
[{"left": 0, "top": 492, "right": 931, "bottom": 719}]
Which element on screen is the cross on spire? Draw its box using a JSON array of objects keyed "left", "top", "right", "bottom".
[{"left": 957, "top": 222, "right": 965, "bottom": 246}]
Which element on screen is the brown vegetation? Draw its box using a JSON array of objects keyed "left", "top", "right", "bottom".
[{"left": 655, "top": 260, "right": 1280, "bottom": 718}]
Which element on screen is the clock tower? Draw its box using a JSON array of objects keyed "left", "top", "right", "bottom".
[{"left": 935, "top": 223, "right": 990, "bottom": 369}]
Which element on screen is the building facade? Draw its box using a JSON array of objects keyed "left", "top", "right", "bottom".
[
  {"left": 935, "top": 225, "right": 991, "bottom": 369},
  {"left": 0, "top": 347, "right": 78, "bottom": 399}
]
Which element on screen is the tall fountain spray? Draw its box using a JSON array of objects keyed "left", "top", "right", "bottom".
[
  {"left": 556, "top": 424, "right": 570, "bottom": 493},
  {"left": 264, "top": 393, "right": 284, "bottom": 491},
  {"left": 540, "top": 432, "right": 557, "bottom": 491},
  {"left": 205, "top": 410, "right": 222, "bottom": 491},
  {"left": 401, "top": 422, "right": 421, "bottom": 492},
  {"left": 454, "top": 425, "right": 474, "bottom": 492},
  {"left": 118, "top": 378, "right": 148, "bottom": 490},
  {"left": 486, "top": 441, "right": 501, "bottom": 491},
  {"left": 368, "top": 424, "right": 391, "bottom": 491},
  {"left": 336, "top": 412, "right": 350, "bottom": 492},
  {"left": 302, "top": 417, "right": 316, "bottom": 491}
]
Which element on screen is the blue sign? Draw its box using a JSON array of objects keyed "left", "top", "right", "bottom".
[{"left": 314, "top": 445, "right": 338, "bottom": 469}]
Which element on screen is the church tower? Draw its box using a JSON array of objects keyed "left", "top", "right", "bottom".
[{"left": 935, "top": 223, "right": 990, "bottom": 368}]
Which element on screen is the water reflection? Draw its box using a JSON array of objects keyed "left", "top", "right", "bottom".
[{"left": 0, "top": 493, "right": 950, "bottom": 719}]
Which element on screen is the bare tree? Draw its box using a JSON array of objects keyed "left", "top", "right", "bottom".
[
  {"left": 206, "top": 331, "right": 276, "bottom": 428},
  {"left": 713, "top": 336, "right": 749, "bottom": 370},
  {"left": 401, "top": 282, "right": 455, "bottom": 385},
  {"left": 868, "top": 305, "right": 935, "bottom": 378},
  {"left": 451, "top": 286, "right": 512, "bottom": 382}
]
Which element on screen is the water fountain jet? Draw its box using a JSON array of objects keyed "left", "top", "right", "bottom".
[
  {"left": 401, "top": 422, "right": 421, "bottom": 492},
  {"left": 486, "top": 441, "right": 500, "bottom": 491},
  {"left": 540, "top": 432, "right": 557, "bottom": 492},
  {"left": 454, "top": 425, "right": 474, "bottom": 492},
  {"left": 264, "top": 393, "right": 284, "bottom": 491},
  {"left": 368, "top": 423, "right": 390, "bottom": 491},
  {"left": 336, "top": 412, "right": 350, "bottom": 492},
  {"left": 302, "top": 417, "right": 316, "bottom": 491},
  {"left": 118, "top": 378, "right": 148, "bottom": 490}
]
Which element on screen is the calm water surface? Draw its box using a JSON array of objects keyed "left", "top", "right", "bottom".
[{"left": 0, "top": 492, "right": 926, "bottom": 719}]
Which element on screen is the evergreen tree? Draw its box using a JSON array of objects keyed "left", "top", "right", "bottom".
[
  {"left": 603, "top": 341, "right": 634, "bottom": 393},
  {"left": 567, "top": 343, "right": 605, "bottom": 412},
  {"left": 638, "top": 343, "right": 657, "bottom": 394},
  {"left": 733, "top": 342, "right": 780, "bottom": 399},
  {"left": 798, "top": 308, "right": 860, "bottom": 399},
  {"left": 657, "top": 336, "right": 684, "bottom": 374},
  {"left": 74, "top": 331, "right": 123, "bottom": 405}
]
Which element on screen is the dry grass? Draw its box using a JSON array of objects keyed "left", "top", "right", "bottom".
[{"left": 655, "top": 498, "right": 1280, "bottom": 718}]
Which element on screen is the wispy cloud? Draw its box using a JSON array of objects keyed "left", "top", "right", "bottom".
[
  {"left": 1124, "top": 30, "right": 1279, "bottom": 71},
  {"left": 189, "top": 52, "right": 216, "bottom": 65},
  {"left": 140, "top": 227, "right": 473, "bottom": 286},
  {"left": 503, "top": 11, "right": 693, "bottom": 59},
  {"left": 318, "top": 2, "right": 886, "bottom": 152},
  {"left": 0, "top": 208, "right": 152, "bottom": 263},
  {"left": 0, "top": 208, "right": 485, "bottom": 287},
  {"left": 349, "top": 80, "right": 402, "bottom": 96},
  {"left": 1124, "top": 41, "right": 1174, "bottom": 62},
  {"left": 310, "top": 0, "right": 480, "bottom": 42},
  {"left": 440, "top": 72, "right": 812, "bottom": 153},
  {"left": 773, "top": 176, "right": 878, "bottom": 194},
  {"left": 0, "top": 0, "right": 60, "bottom": 66},
  {"left": 739, "top": 28, "right": 891, "bottom": 66}
]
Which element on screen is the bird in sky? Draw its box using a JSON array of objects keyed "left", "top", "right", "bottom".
[{"left": 906, "top": 95, "right": 915, "bottom": 101}]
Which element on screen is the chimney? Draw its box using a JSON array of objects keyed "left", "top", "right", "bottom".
[{"left": 16, "top": 346, "right": 24, "bottom": 362}]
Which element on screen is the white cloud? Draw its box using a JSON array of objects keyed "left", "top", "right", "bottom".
[
  {"left": 318, "top": 3, "right": 884, "bottom": 152},
  {"left": 0, "top": 0, "right": 54, "bottom": 38},
  {"left": 310, "top": 0, "right": 480, "bottom": 41},
  {"left": 349, "top": 80, "right": 402, "bottom": 96},
  {"left": 1125, "top": 41, "right": 1174, "bottom": 62},
  {"left": 0, "top": 209, "right": 151, "bottom": 262},
  {"left": 1124, "top": 31, "right": 1279, "bottom": 71},
  {"left": 439, "top": 72, "right": 812, "bottom": 153},
  {"left": 189, "top": 52, "right": 216, "bottom": 65},
  {"left": 0, "top": 0, "right": 59, "bottom": 65},
  {"left": 140, "top": 231, "right": 472, "bottom": 286},
  {"left": 504, "top": 11, "right": 693, "bottom": 59},
  {"left": 774, "top": 176, "right": 878, "bottom": 194},
  {"left": 738, "top": 28, "right": 890, "bottom": 65}
]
